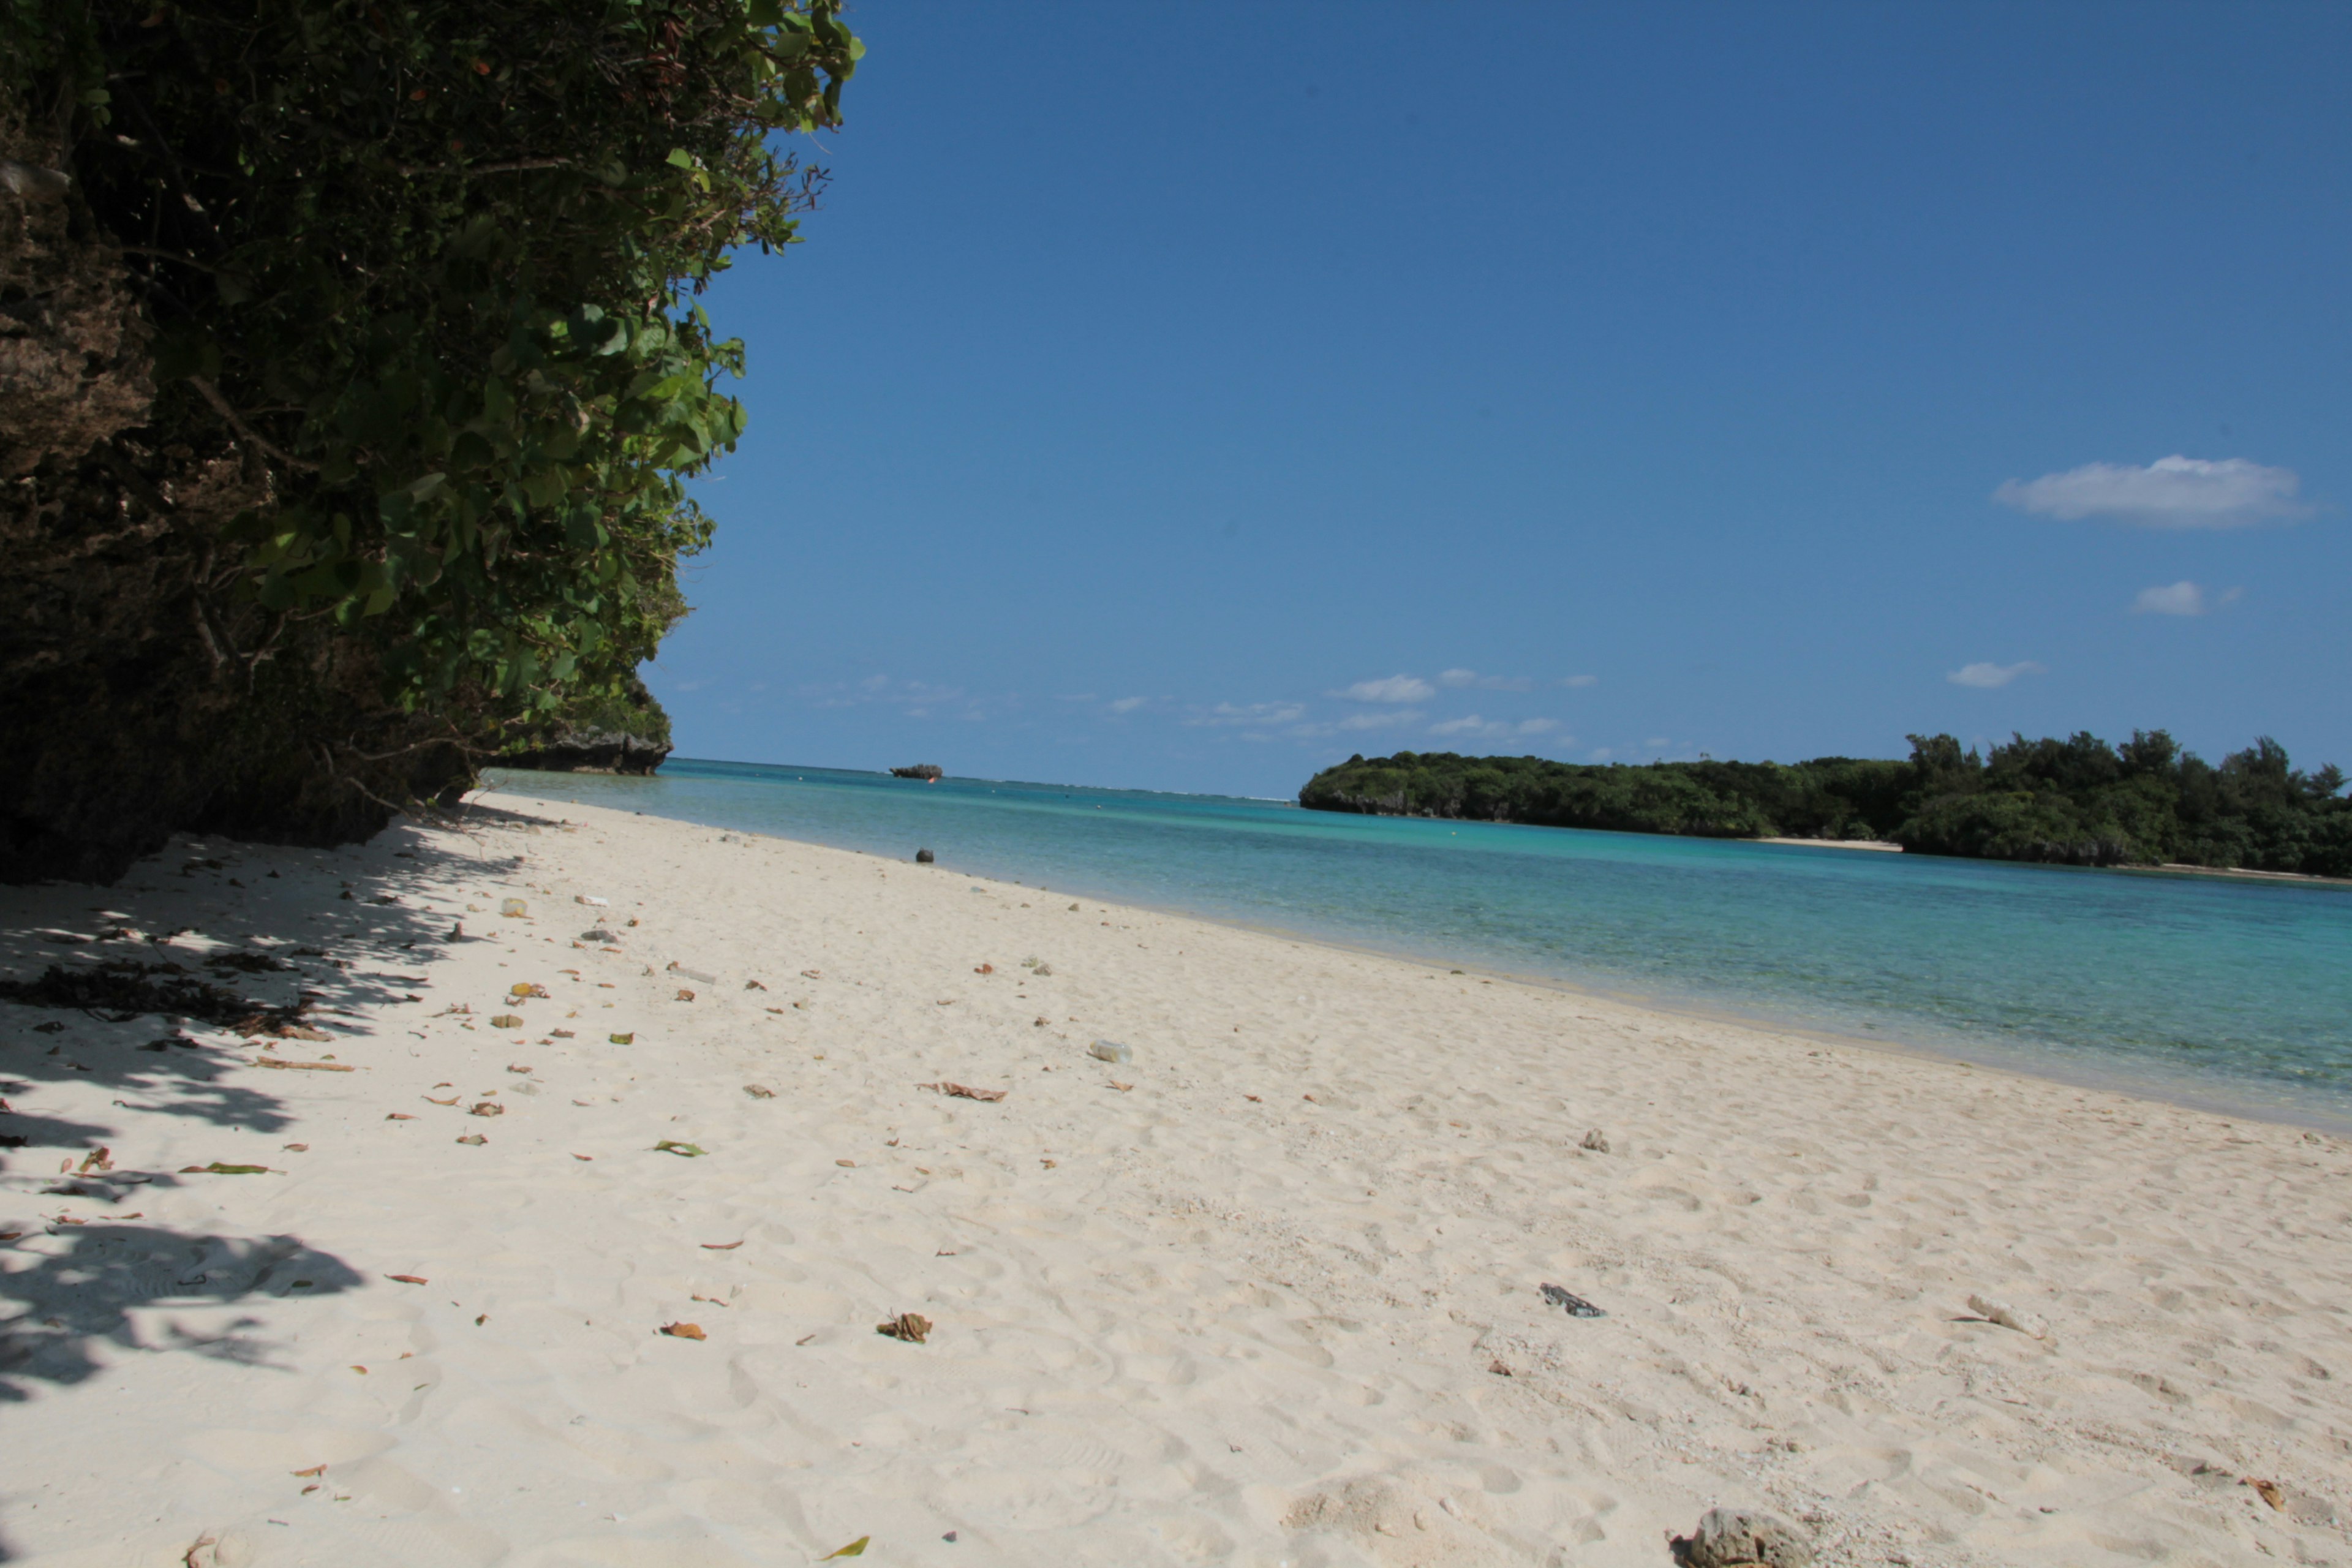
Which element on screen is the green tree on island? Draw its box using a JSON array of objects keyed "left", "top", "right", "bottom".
[{"left": 1299, "top": 733, "right": 2352, "bottom": 878}]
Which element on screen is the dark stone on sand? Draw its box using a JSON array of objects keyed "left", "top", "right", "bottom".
[{"left": 1673, "top": 1508, "right": 1814, "bottom": 1568}]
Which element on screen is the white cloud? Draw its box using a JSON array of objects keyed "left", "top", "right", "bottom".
[
  {"left": 1644, "top": 736, "right": 1670, "bottom": 750},
  {"left": 1107, "top": 696, "right": 1148, "bottom": 714},
  {"left": 1337, "top": 708, "right": 1424, "bottom": 731},
  {"left": 1430, "top": 715, "right": 1564, "bottom": 742},
  {"left": 1948, "top": 660, "right": 2045, "bottom": 689},
  {"left": 1188, "top": 701, "right": 1306, "bottom": 728},
  {"left": 1335, "top": 674, "right": 1435, "bottom": 703},
  {"left": 1558, "top": 674, "right": 1599, "bottom": 688},
  {"left": 1994, "top": 456, "right": 2308, "bottom": 529},
  {"left": 1438, "top": 669, "right": 1535, "bottom": 692},
  {"left": 2131, "top": 581, "right": 2207, "bottom": 617}
]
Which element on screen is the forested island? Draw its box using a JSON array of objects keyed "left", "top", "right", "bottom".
[{"left": 1299, "top": 733, "right": 2352, "bottom": 878}]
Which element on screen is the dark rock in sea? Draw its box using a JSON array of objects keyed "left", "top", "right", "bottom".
[
  {"left": 891, "top": 764, "right": 944, "bottom": 781},
  {"left": 914, "top": 848, "right": 935, "bottom": 864}
]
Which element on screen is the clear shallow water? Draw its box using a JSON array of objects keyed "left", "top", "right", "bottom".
[{"left": 488, "top": 758, "right": 2352, "bottom": 1127}]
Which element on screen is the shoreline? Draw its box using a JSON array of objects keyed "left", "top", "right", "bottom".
[
  {"left": 2, "top": 799, "right": 2348, "bottom": 1564},
  {"left": 483, "top": 777, "right": 2352, "bottom": 1138}
]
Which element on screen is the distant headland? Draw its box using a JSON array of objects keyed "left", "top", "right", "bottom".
[
  {"left": 1298, "top": 731, "right": 2351, "bottom": 878},
  {"left": 890, "top": 764, "right": 945, "bottom": 782}
]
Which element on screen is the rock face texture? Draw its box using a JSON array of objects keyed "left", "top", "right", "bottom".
[
  {"left": 499, "top": 731, "right": 670, "bottom": 775},
  {"left": 0, "top": 104, "right": 469, "bottom": 883},
  {"left": 0, "top": 146, "right": 151, "bottom": 476},
  {"left": 494, "top": 675, "right": 673, "bottom": 776}
]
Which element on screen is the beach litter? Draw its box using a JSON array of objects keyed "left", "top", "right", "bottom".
[
  {"left": 821, "top": 1539, "right": 871, "bottom": 1560},
  {"left": 922, "top": 1081, "right": 1008, "bottom": 1102},
  {"left": 1967, "top": 1294, "right": 2050, "bottom": 1340},
  {"left": 455, "top": 1134, "right": 486, "bottom": 1145},
  {"left": 915, "top": 848, "right": 934, "bottom": 864},
  {"left": 668, "top": 962, "right": 717, "bottom": 984},
  {"left": 1540, "top": 1283, "right": 1606, "bottom": 1318},
  {"left": 469, "top": 1102, "right": 503, "bottom": 1117},
  {"left": 509, "top": 982, "right": 551, "bottom": 999},
  {"left": 1580, "top": 1128, "right": 1611, "bottom": 1153},
  {"left": 653, "top": 1139, "right": 706, "bottom": 1158},
  {"left": 500, "top": 899, "right": 527, "bottom": 918},
  {"left": 658, "top": 1322, "right": 706, "bottom": 1341},
  {"left": 1088, "top": 1039, "right": 1131, "bottom": 1064},
  {"left": 875, "top": 1313, "right": 932, "bottom": 1344},
  {"left": 743, "top": 1084, "right": 776, "bottom": 1099},
  {"left": 581, "top": 928, "right": 617, "bottom": 942},
  {"left": 609, "top": 1032, "right": 635, "bottom": 1044},
  {"left": 491, "top": 1013, "right": 524, "bottom": 1029},
  {"left": 2244, "top": 1477, "right": 2286, "bottom": 1510},
  {"left": 385, "top": 1274, "right": 427, "bottom": 1286},
  {"left": 575, "top": 895, "right": 608, "bottom": 907},
  {"left": 1672, "top": 1507, "right": 1814, "bottom": 1568}
]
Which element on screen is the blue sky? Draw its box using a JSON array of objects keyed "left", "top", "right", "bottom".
[{"left": 651, "top": 1, "right": 2350, "bottom": 797}]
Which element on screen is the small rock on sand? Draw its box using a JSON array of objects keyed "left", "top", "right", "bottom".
[
  {"left": 1580, "top": 1128, "right": 1611, "bottom": 1153},
  {"left": 915, "top": 848, "right": 934, "bottom": 864},
  {"left": 1673, "top": 1507, "right": 1814, "bottom": 1568}
]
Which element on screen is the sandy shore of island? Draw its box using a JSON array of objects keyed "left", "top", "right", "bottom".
[{"left": 2, "top": 797, "right": 2348, "bottom": 1567}]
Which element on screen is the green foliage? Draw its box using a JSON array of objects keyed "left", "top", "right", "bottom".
[
  {"left": 9, "top": 0, "right": 858, "bottom": 726},
  {"left": 1302, "top": 731, "right": 2352, "bottom": 878}
]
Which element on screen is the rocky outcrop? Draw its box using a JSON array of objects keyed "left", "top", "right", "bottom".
[
  {"left": 500, "top": 731, "right": 670, "bottom": 775},
  {"left": 494, "top": 674, "right": 673, "bottom": 775},
  {"left": 0, "top": 132, "right": 152, "bottom": 478}
]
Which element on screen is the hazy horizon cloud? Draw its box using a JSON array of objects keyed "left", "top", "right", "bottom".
[
  {"left": 1336, "top": 674, "right": 1436, "bottom": 703},
  {"left": 1188, "top": 701, "right": 1306, "bottom": 727},
  {"left": 1994, "top": 456, "right": 2307, "bottom": 529},
  {"left": 1336, "top": 708, "right": 1425, "bottom": 731},
  {"left": 1559, "top": 674, "right": 1599, "bottom": 688},
  {"left": 1438, "top": 669, "right": 1536, "bottom": 692},
  {"left": 1948, "top": 660, "right": 2046, "bottom": 689},
  {"left": 2132, "top": 581, "right": 2206, "bottom": 616},
  {"left": 1107, "top": 695, "right": 1149, "bottom": 714}
]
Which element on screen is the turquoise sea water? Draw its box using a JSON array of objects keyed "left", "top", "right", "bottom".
[{"left": 487, "top": 758, "right": 2352, "bottom": 1128}]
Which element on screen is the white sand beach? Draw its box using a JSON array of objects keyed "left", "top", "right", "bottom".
[{"left": 2, "top": 797, "right": 2347, "bottom": 1567}]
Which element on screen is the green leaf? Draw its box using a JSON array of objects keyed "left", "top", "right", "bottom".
[
  {"left": 819, "top": 1539, "right": 870, "bottom": 1561},
  {"left": 652, "top": 1139, "right": 706, "bottom": 1157}
]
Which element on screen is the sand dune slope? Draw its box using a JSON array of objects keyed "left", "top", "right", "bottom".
[{"left": 1, "top": 799, "right": 2346, "bottom": 1566}]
